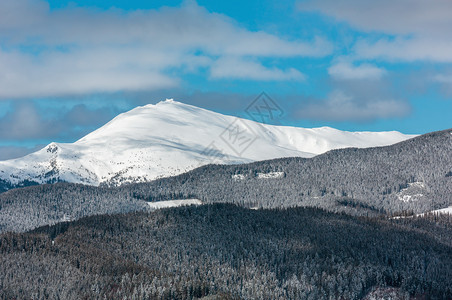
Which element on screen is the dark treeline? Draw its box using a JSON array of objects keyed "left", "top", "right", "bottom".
[
  {"left": 0, "top": 178, "right": 39, "bottom": 194},
  {"left": 1, "top": 204, "right": 452, "bottom": 299}
]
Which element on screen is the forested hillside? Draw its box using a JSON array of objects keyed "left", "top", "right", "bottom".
[
  {"left": 127, "top": 128, "right": 452, "bottom": 215},
  {"left": 1, "top": 204, "right": 451, "bottom": 299},
  {"left": 0, "top": 183, "right": 148, "bottom": 233},
  {"left": 1, "top": 129, "right": 451, "bottom": 233}
]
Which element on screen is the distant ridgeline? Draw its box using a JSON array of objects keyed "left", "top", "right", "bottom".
[{"left": 0, "top": 129, "right": 451, "bottom": 233}]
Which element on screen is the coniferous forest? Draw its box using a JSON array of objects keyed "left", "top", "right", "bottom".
[
  {"left": 1, "top": 204, "right": 452, "bottom": 299},
  {"left": 0, "top": 129, "right": 451, "bottom": 299}
]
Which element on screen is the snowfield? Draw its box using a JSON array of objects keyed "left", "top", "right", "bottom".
[
  {"left": 232, "top": 174, "right": 246, "bottom": 181},
  {"left": 257, "top": 171, "right": 285, "bottom": 179},
  {"left": 0, "top": 99, "right": 417, "bottom": 188},
  {"left": 418, "top": 206, "right": 452, "bottom": 216},
  {"left": 396, "top": 182, "right": 426, "bottom": 202},
  {"left": 147, "top": 199, "right": 203, "bottom": 210},
  {"left": 392, "top": 206, "right": 452, "bottom": 219}
]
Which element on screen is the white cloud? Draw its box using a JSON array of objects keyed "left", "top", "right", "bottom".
[
  {"left": 295, "top": 90, "right": 410, "bottom": 121},
  {"left": 0, "top": 0, "right": 331, "bottom": 98},
  {"left": 0, "top": 49, "right": 178, "bottom": 98},
  {"left": 298, "top": 0, "right": 452, "bottom": 36},
  {"left": 354, "top": 38, "right": 452, "bottom": 63},
  {"left": 434, "top": 74, "right": 452, "bottom": 83},
  {"left": 298, "top": 0, "right": 452, "bottom": 63},
  {"left": 210, "top": 57, "right": 305, "bottom": 81},
  {"left": 328, "top": 62, "right": 386, "bottom": 80},
  {"left": 0, "top": 1, "right": 330, "bottom": 57}
]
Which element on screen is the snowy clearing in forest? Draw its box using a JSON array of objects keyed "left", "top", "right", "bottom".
[
  {"left": 392, "top": 206, "right": 452, "bottom": 219},
  {"left": 257, "top": 171, "right": 284, "bottom": 179},
  {"left": 147, "top": 199, "right": 202, "bottom": 210},
  {"left": 418, "top": 206, "right": 452, "bottom": 216}
]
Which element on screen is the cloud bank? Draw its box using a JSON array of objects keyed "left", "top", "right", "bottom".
[
  {"left": 0, "top": 101, "right": 115, "bottom": 141},
  {"left": 298, "top": 0, "right": 452, "bottom": 62},
  {"left": 294, "top": 90, "right": 411, "bottom": 122},
  {"left": 328, "top": 62, "right": 386, "bottom": 80},
  {"left": 0, "top": 0, "right": 331, "bottom": 99}
]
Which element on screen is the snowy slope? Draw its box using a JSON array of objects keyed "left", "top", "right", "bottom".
[
  {"left": 0, "top": 99, "right": 416, "bottom": 188},
  {"left": 393, "top": 206, "right": 452, "bottom": 219},
  {"left": 147, "top": 199, "right": 203, "bottom": 210},
  {"left": 419, "top": 206, "right": 452, "bottom": 216}
]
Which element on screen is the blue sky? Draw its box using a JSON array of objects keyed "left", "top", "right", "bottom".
[{"left": 0, "top": 0, "right": 451, "bottom": 160}]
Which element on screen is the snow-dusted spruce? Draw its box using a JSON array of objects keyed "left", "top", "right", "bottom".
[
  {"left": 0, "top": 99, "right": 414, "bottom": 192},
  {"left": 1, "top": 204, "right": 451, "bottom": 299}
]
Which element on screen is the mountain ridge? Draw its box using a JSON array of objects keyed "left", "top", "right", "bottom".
[
  {"left": 0, "top": 128, "right": 450, "bottom": 233},
  {"left": 0, "top": 99, "right": 416, "bottom": 192}
]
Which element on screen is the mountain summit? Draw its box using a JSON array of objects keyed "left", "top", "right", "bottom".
[{"left": 0, "top": 100, "right": 415, "bottom": 189}]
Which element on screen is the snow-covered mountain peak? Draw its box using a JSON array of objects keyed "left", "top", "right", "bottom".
[{"left": 0, "top": 100, "right": 417, "bottom": 189}]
